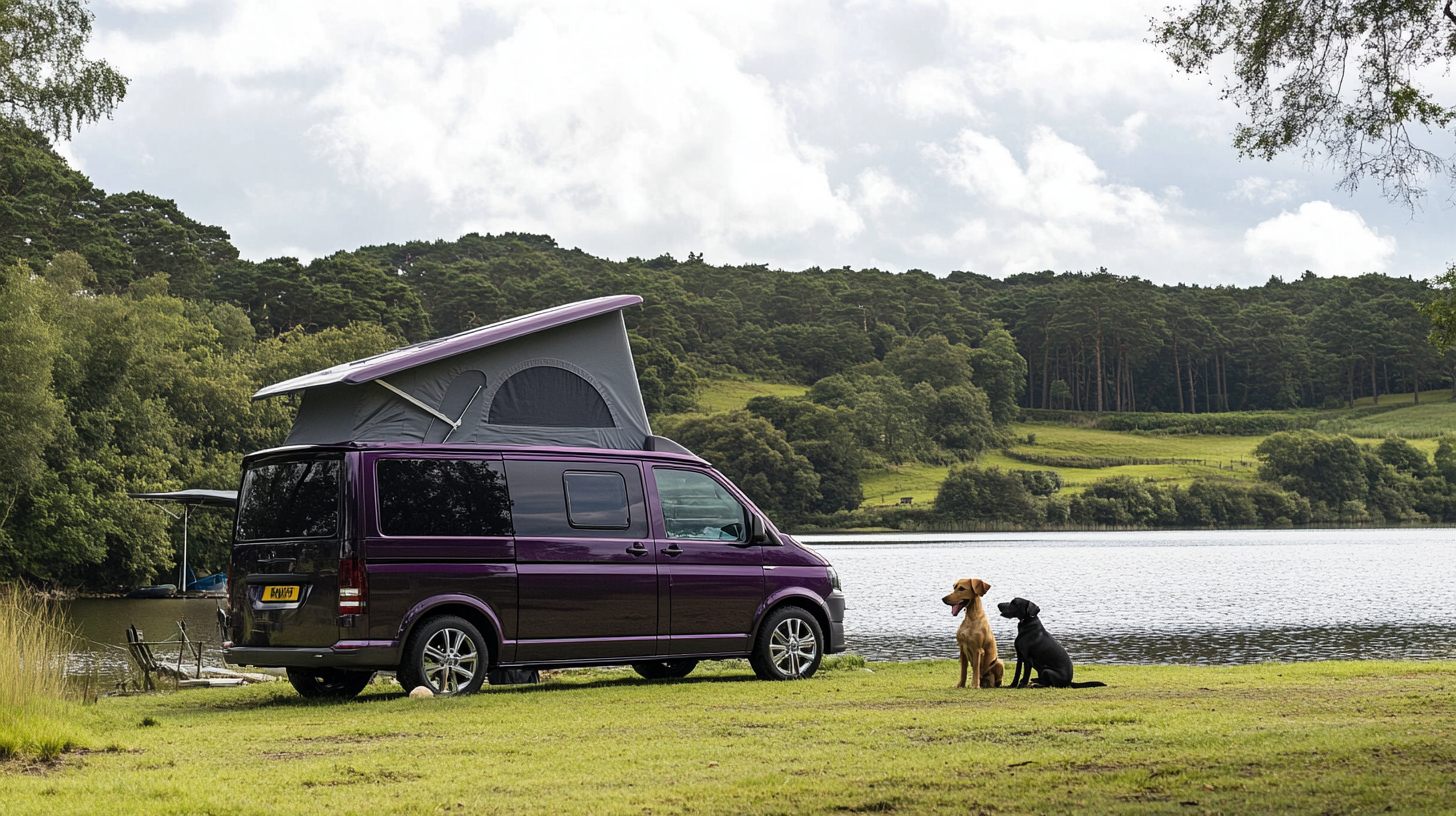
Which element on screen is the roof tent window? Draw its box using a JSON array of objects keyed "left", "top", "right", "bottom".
[
  {"left": 377, "top": 458, "right": 512, "bottom": 537},
  {"left": 488, "top": 365, "right": 614, "bottom": 427}
]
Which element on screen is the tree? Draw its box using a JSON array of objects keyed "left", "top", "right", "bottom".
[
  {"left": 968, "top": 326, "right": 1028, "bottom": 425},
  {"left": 1, "top": 0, "right": 128, "bottom": 140},
  {"left": 1152, "top": 0, "right": 1456, "bottom": 206},
  {"left": 1421, "top": 262, "right": 1456, "bottom": 352},
  {"left": 1253, "top": 430, "right": 1371, "bottom": 508},
  {"left": 933, "top": 466, "right": 1038, "bottom": 524}
]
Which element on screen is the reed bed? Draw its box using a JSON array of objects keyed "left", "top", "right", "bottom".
[{"left": 0, "top": 585, "right": 86, "bottom": 760}]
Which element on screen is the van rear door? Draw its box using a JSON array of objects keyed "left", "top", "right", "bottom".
[{"left": 228, "top": 453, "right": 346, "bottom": 649}]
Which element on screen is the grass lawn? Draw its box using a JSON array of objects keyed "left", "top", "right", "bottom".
[
  {"left": 860, "top": 463, "right": 954, "bottom": 507},
  {"left": 997, "top": 424, "right": 1267, "bottom": 494},
  {"left": 5, "top": 660, "right": 1452, "bottom": 814},
  {"left": 691, "top": 379, "right": 810, "bottom": 416},
  {"left": 1323, "top": 399, "right": 1456, "bottom": 440}
]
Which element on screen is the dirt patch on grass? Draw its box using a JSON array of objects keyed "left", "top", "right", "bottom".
[
  {"left": 302, "top": 765, "right": 424, "bottom": 787},
  {"left": 2, "top": 746, "right": 136, "bottom": 777}
]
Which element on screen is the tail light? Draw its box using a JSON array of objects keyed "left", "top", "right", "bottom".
[{"left": 339, "top": 555, "right": 368, "bottom": 614}]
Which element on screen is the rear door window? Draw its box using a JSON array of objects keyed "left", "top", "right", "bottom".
[
  {"left": 237, "top": 457, "right": 341, "bottom": 541},
  {"left": 376, "top": 458, "right": 512, "bottom": 537}
]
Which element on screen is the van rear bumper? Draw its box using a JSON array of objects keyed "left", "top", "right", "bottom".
[{"left": 224, "top": 642, "right": 401, "bottom": 669}]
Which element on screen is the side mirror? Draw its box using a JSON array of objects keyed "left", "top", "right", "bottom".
[{"left": 749, "top": 514, "right": 773, "bottom": 545}]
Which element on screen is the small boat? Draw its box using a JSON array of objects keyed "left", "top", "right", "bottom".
[
  {"left": 125, "top": 584, "right": 177, "bottom": 599},
  {"left": 185, "top": 573, "right": 225, "bottom": 593}
]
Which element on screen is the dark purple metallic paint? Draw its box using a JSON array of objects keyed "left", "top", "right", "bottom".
[{"left": 224, "top": 440, "right": 845, "bottom": 676}]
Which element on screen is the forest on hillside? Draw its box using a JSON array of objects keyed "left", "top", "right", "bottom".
[{"left": 5, "top": 117, "right": 1456, "bottom": 589}]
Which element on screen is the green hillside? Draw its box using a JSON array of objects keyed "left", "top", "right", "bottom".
[{"left": 673, "top": 380, "right": 1456, "bottom": 510}]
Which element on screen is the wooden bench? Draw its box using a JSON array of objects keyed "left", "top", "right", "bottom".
[{"left": 124, "top": 625, "right": 159, "bottom": 691}]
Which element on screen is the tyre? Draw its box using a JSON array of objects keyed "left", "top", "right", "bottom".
[
  {"left": 749, "top": 606, "right": 824, "bottom": 680},
  {"left": 397, "top": 615, "right": 488, "bottom": 696},
  {"left": 286, "top": 667, "right": 375, "bottom": 699},
  {"left": 631, "top": 659, "right": 699, "bottom": 680}
]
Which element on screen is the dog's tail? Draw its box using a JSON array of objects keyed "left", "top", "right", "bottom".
[{"left": 1069, "top": 681, "right": 1107, "bottom": 688}]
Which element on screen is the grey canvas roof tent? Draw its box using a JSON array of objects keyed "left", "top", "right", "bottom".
[{"left": 253, "top": 295, "right": 670, "bottom": 451}]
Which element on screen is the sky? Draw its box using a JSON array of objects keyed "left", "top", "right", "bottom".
[{"left": 64, "top": 0, "right": 1456, "bottom": 288}]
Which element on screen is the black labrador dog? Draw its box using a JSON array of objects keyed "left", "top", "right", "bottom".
[{"left": 996, "top": 597, "right": 1105, "bottom": 689}]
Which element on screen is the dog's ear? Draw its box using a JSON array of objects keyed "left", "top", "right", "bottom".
[
  {"left": 971, "top": 578, "right": 990, "bottom": 596},
  {"left": 1026, "top": 600, "right": 1040, "bottom": 617}
]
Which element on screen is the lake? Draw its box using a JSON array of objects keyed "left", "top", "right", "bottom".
[
  {"left": 801, "top": 528, "right": 1456, "bottom": 664},
  {"left": 62, "top": 528, "right": 1456, "bottom": 681}
]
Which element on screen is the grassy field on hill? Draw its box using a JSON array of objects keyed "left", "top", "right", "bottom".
[
  {"left": 688, "top": 379, "right": 810, "bottom": 416},
  {"left": 681, "top": 380, "right": 1456, "bottom": 509},
  {"left": 5, "top": 660, "right": 1452, "bottom": 815}
]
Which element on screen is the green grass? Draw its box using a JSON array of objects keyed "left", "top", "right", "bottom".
[
  {"left": 995, "top": 423, "right": 1266, "bottom": 494},
  {"left": 674, "top": 376, "right": 1456, "bottom": 506},
  {"left": 1319, "top": 398, "right": 1456, "bottom": 439},
  {"left": 5, "top": 660, "right": 1452, "bottom": 814},
  {"left": 860, "top": 462, "right": 954, "bottom": 506},
  {"left": 0, "top": 587, "right": 87, "bottom": 761},
  {"left": 691, "top": 379, "right": 809, "bottom": 416}
]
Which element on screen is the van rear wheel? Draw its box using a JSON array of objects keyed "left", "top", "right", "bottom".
[
  {"left": 286, "top": 668, "right": 374, "bottom": 699},
  {"left": 632, "top": 659, "right": 698, "bottom": 680},
  {"left": 398, "top": 615, "right": 488, "bottom": 696}
]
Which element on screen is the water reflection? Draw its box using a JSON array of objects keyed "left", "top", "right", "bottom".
[
  {"left": 62, "top": 597, "right": 228, "bottom": 682},
  {"left": 804, "top": 528, "right": 1456, "bottom": 664}
]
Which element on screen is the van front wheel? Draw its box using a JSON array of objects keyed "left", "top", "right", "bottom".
[
  {"left": 749, "top": 607, "right": 824, "bottom": 680},
  {"left": 398, "top": 615, "right": 488, "bottom": 696},
  {"left": 286, "top": 668, "right": 374, "bottom": 699}
]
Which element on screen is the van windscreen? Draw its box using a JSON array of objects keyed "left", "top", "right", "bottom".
[{"left": 237, "top": 458, "right": 341, "bottom": 541}]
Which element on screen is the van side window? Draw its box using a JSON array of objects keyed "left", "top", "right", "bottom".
[
  {"left": 505, "top": 459, "right": 647, "bottom": 539},
  {"left": 377, "top": 458, "right": 512, "bottom": 537},
  {"left": 563, "top": 471, "right": 630, "bottom": 529},
  {"left": 653, "top": 469, "right": 748, "bottom": 542},
  {"left": 237, "top": 457, "right": 341, "bottom": 540}
]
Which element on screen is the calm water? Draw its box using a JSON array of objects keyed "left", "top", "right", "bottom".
[
  {"left": 62, "top": 528, "right": 1456, "bottom": 679},
  {"left": 800, "top": 528, "right": 1456, "bottom": 665},
  {"left": 63, "top": 597, "right": 229, "bottom": 682}
]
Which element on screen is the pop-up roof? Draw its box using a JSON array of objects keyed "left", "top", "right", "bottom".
[{"left": 254, "top": 295, "right": 656, "bottom": 450}]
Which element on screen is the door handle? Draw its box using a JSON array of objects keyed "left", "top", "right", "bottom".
[
  {"left": 625, "top": 542, "right": 648, "bottom": 557},
  {"left": 663, "top": 543, "right": 684, "bottom": 558}
]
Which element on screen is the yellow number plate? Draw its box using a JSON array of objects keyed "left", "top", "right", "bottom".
[{"left": 261, "top": 585, "right": 300, "bottom": 603}]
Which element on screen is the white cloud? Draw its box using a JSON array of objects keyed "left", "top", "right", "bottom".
[
  {"left": 896, "top": 67, "right": 975, "bottom": 120},
  {"left": 925, "top": 126, "right": 1180, "bottom": 274},
  {"left": 1230, "top": 176, "right": 1299, "bottom": 205},
  {"left": 1243, "top": 201, "right": 1397, "bottom": 277},
  {"left": 72, "top": 0, "right": 1454, "bottom": 282},
  {"left": 1113, "top": 111, "right": 1148, "bottom": 153},
  {"left": 853, "top": 167, "right": 914, "bottom": 217},
  {"left": 97, "top": 2, "right": 861, "bottom": 260}
]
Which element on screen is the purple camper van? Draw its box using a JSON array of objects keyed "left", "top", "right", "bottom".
[{"left": 221, "top": 296, "right": 845, "bottom": 697}]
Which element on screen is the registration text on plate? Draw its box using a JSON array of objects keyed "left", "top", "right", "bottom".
[{"left": 263, "top": 585, "right": 300, "bottom": 602}]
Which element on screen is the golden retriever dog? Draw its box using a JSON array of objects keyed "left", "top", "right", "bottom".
[{"left": 942, "top": 578, "right": 1003, "bottom": 688}]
